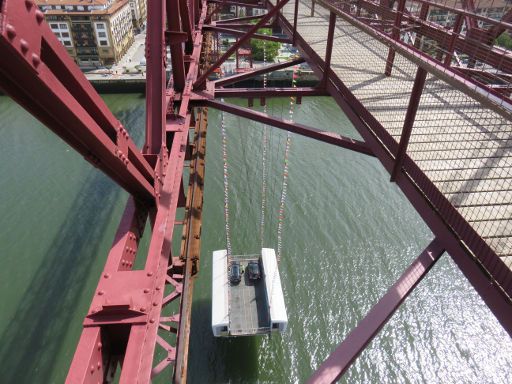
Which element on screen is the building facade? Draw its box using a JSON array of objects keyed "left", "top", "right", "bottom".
[
  {"left": 36, "top": 0, "right": 134, "bottom": 67},
  {"left": 128, "top": 0, "right": 147, "bottom": 31}
]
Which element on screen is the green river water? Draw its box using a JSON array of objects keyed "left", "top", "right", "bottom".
[{"left": 0, "top": 94, "right": 511, "bottom": 383}]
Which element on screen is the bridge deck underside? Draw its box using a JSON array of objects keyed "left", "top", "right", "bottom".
[{"left": 283, "top": 0, "right": 512, "bottom": 268}]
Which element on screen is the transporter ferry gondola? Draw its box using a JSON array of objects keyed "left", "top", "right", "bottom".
[{"left": 212, "top": 248, "right": 288, "bottom": 337}]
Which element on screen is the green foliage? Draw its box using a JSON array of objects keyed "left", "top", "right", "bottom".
[
  {"left": 496, "top": 32, "right": 512, "bottom": 50},
  {"left": 250, "top": 28, "right": 280, "bottom": 61}
]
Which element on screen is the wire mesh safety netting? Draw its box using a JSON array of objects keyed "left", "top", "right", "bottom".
[{"left": 280, "top": 0, "right": 512, "bottom": 291}]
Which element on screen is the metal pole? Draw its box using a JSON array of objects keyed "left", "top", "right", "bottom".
[
  {"left": 293, "top": 0, "right": 299, "bottom": 44},
  {"left": 390, "top": 66, "right": 427, "bottom": 182},
  {"left": 146, "top": 0, "right": 166, "bottom": 155},
  {"left": 322, "top": 11, "right": 336, "bottom": 88},
  {"left": 384, "top": 0, "right": 406, "bottom": 76}
]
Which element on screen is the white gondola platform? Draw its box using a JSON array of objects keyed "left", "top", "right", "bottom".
[{"left": 212, "top": 248, "right": 288, "bottom": 337}]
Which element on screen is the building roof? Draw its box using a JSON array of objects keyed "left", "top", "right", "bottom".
[
  {"left": 36, "top": 0, "right": 111, "bottom": 5},
  {"left": 37, "top": 0, "right": 130, "bottom": 16}
]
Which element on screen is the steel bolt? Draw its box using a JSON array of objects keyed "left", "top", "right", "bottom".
[
  {"left": 20, "top": 39, "right": 29, "bottom": 54},
  {"left": 144, "top": 288, "right": 150, "bottom": 293},
  {"left": 97, "top": 290, "right": 104, "bottom": 296},
  {"left": 35, "top": 10, "right": 44, "bottom": 24},
  {"left": 149, "top": 318, "right": 155, "bottom": 323},
  {"left": 153, "top": 302, "right": 158, "bottom": 307},
  {"left": 25, "top": 0, "right": 33, "bottom": 10},
  {"left": 155, "top": 286, "right": 161, "bottom": 291},
  {"left": 104, "top": 273, "right": 110, "bottom": 279},
  {"left": 97, "top": 361, "right": 101, "bottom": 368},
  {"left": 32, "top": 53, "right": 40, "bottom": 67},
  {"left": 90, "top": 365, "right": 95, "bottom": 373},
  {"left": 140, "top": 307, "right": 146, "bottom": 312},
  {"left": 97, "top": 342, "right": 102, "bottom": 350},
  {"left": 6, "top": 25, "right": 16, "bottom": 40},
  {"left": 147, "top": 272, "right": 153, "bottom": 277}
]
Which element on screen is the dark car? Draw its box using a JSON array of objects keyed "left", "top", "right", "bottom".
[
  {"left": 247, "top": 260, "right": 261, "bottom": 281},
  {"left": 229, "top": 261, "right": 242, "bottom": 285}
]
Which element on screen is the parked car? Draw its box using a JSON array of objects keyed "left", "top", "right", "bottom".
[
  {"left": 247, "top": 260, "right": 261, "bottom": 281},
  {"left": 229, "top": 260, "right": 242, "bottom": 285}
]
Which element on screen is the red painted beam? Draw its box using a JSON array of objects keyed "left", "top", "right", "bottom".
[
  {"left": 194, "top": 0, "right": 290, "bottom": 87},
  {"left": 308, "top": 239, "right": 445, "bottom": 383},
  {"left": 213, "top": 58, "right": 305, "bottom": 87},
  {"left": 204, "top": 25, "right": 291, "bottom": 43},
  {"left": 214, "top": 86, "right": 326, "bottom": 97},
  {"left": 147, "top": 0, "right": 167, "bottom": 154},
  {"left": 208, "top": 0, "right": 267, "bottom": 8},
  {"left": 217, "top": 14, "right": 265, "bottom": 24},
  {"left": 206, "top": 99, "right": 374, "bottom": 156},
  {"left": 0, "top": 1, "right": 155, "bottom": 202}
]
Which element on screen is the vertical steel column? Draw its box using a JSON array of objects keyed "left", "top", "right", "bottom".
[
  {"left": 384, "top": 0, "right": 406, "bottom": 76},
  {"left": 390, "top": 66, "right": 427, "bottom": 182},
  {"left": 292, "top": 0, "right": 299, "bottom": 44},
  {"left": 308, "top": 239, "right": 445, "bottom": 383},
  {"left": 167, "top": 0, "right": 187, "bottom": 91},
  {"left": 322, "top": 12, "right": 336, "bottom": 88},
  {"left": 311, "top": 0, "right": 315, "bottom": 16},
  {"left": 413, "top": 3, "right": 429, "bottom": 49},
  {"left": 146, "top": 0, "right": 166, "bottom": 155},
  {"left": 443, "top": 14, "right": 463, "bottom": 67}
]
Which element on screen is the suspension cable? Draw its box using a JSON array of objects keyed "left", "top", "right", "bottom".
[
  {"left": 260, "top": 41, "right": 269, "bottom": 249},
  {"left": 276, "top": 64, "right": 298, "bottom": 262},
  {"left": 221, "top": 99, "right": 232, "bottom": 258}
]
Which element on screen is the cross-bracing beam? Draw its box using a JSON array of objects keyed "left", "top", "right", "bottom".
[
  {"left": 206, "top": 99, "right": 374, "bottom": 156},
  {"left": 194, "top": 0, "right": 290, "bottom": 87},
  {"left": 213, "top": 58, "right": 305, "bottom": 87},
  {"left": 308, "top": 239, "right": 445, "bottom": 383}
]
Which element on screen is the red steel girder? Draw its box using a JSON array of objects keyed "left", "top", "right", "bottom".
[
  {"left": 194, "top": 0, "right": 290, "bottom": 87},
  {"left": 217, "top": 14, "right": 266, "bottom": 24},
  {"left": 204, "top": 24, "right": 291, "bottom": 43},
  {"left": 0, "top": 0, "right": 155, "bottom": 202},
  {"left": 208, "top": 0, "right": 266, "bottom": 8},
  {"left": 206, "top": 99, "right": 374, "bottom": 156},
  {"left": 66, "top": 0, "right": 210, "bottom": 382},
  {"left": 316, "top": 0, "right": 512, "bottom": 113},
  {"left": 214, "top": 86, "right": 327, "bottom": 98},
  {"left": 309, "top": 239, "right": 445, "bottom": 383},
  {"left": 213, "top": 58, "right": 305, "bottom": 87},
  {"left": 274, "top": 0, "right": 512, "bottom": 363}
]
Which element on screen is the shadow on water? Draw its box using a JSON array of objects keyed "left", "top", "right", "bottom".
[
  {"left": 0, "top": 171, "right": 123, "bottom": 383},
  {"left": 188, "top": 299, "right": 260, "bottom": 383}
]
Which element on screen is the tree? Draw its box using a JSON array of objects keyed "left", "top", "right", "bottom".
[
  {"left": 496, "top": 32, "right": 512, "bottom": 50},
  {"left": 250, "top": 28, "right": 280, "bottom": 61}
]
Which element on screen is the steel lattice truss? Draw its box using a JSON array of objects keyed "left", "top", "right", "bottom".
[{"left": 1, "top": 0, "right": 511, "bottom": 382}]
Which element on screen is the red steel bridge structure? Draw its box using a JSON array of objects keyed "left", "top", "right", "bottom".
[{"left": 1, "top": 0, "right": 512, "bottom": 382}]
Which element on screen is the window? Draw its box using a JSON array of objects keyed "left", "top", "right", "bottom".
[
  {"left": 59, "top": 24, "right": 67, "bottom": 29},
  {"left": 98, "top": 32, "right": 106, "bottom": 38},
  {"left": 50, "top": 23, "right": 58, "bottom": 29},
  {"left": 54, "top": 32, "right": 61, "bottom": 37},
  {"left": 63, "top": 41, "right": 72, "bottom": 46},
  {"left": 77, "top": 6, "right": 84, "bottom": 11},
  {"left": 97, "top": 23, "right": 105, "bottom": 29},
  {"left": 62, "top": 32, "right": 69, "bottom": 37},
  {"left": 100, "top": 40, "right": 108, "bottom": 46}
]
